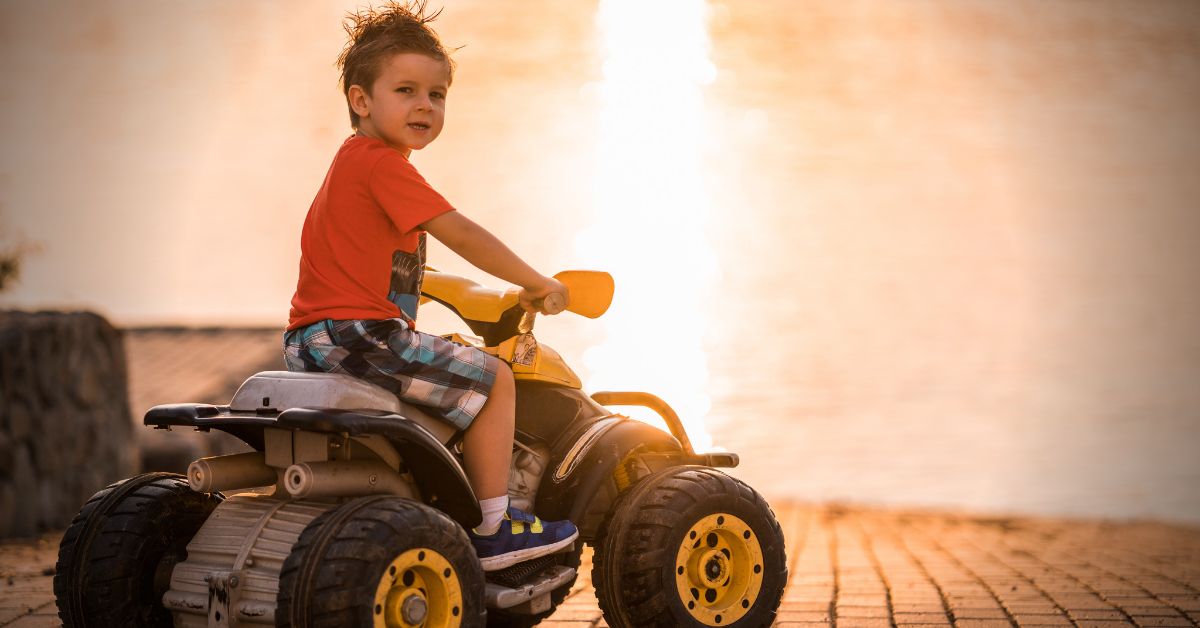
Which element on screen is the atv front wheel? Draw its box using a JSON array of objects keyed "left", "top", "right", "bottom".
[
  {"left": 594, "top": 466, "right": 787, "bottom": 628},
  {"left": 277, "top": 495, "right": 487, "bottom": 628},
  {"left": 53, "top": 472, "right": 224, "bottom": 628}
]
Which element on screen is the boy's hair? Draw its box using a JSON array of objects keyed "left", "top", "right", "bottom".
[{"left": 337, "top": 1, "right": 458, "bottom": 129}]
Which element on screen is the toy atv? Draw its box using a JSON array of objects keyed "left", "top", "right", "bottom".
[{"left": 54, "top": 270, "right": 788, "bottom": 628}]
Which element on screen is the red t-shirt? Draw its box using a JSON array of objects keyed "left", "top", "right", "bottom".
[{"left": 288, "top": 136, "right": 455, "bottom": 330}]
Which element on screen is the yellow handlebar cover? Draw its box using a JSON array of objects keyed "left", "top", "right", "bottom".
[
  {"left": 421, "top": 271, "right": 519, "bottom": 323},
  {"left": 553, "top": 271, "right": 614, "bottom": 319},
  {"left": 421, "top": 269, "right": 615, "bottom": 322}
]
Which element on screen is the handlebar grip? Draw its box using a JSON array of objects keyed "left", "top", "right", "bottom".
[{"left": 532, "top": 293, "right": 566, "bottom": 315}]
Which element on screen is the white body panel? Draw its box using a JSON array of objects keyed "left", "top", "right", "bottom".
[
  {"left": 163, "top": 495, "right": 339, "bottom": 627},
  {"left": 229, "top": 371, "right": 457, "bottom": 444}
]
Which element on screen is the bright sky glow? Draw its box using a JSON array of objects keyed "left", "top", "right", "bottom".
[{"left": 576, "top": 0, "right": 722, "bottom": 452}]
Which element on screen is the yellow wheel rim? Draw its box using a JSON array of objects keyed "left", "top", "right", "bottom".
[
  {"left": 373, "top": 548, "right": 463, "bottom": 628},
  {"left": 674, "top": 513, "right": 764, "bottom": 626}
]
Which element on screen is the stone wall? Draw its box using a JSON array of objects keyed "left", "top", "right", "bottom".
[{"left": 0, "top": 311, "right": 136, "bottom": 538}]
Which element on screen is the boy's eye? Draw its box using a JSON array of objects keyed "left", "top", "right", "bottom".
[
  {"left": 431, "top": 91, "right": 445, "bottom": 100},
  {"left": 397, "top": 86, "right": 413, "bottom": 93}
]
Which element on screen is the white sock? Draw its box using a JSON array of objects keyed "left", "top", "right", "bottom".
[{"left": 475, "top": 496, "right": 509, "bottom": 536}]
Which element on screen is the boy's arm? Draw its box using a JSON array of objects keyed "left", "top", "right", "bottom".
[{"left": 420, "top": 210, "right": 568, "bottom": 313}]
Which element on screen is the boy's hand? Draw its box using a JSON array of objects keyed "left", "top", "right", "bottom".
[{"left": 519, "top": 277, "right": 570, "bottom": 315}]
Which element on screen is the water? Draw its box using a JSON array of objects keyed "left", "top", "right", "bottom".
[{"left": 1, "top": 0, "right": 1198, "bottom": 523}]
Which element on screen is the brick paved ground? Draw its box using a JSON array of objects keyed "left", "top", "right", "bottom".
[
  {"left": 0, "top": 532, "right": 60, "bottom": 628},
  {"left": 3, "top": 506, "right": 1198, "bottom": 628}
]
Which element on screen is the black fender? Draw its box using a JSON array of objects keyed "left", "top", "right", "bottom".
[
  {"left": 143, "top": 404, "right": 481, "bottom": 529},
  {"left": 144, "top": 403, "right": 271, "bottom": 450},
  {"left": 535, "top": 417, "right": 684, "bottom": 540},
  {"left": 514, "top": 382, "right": 612, "bottom": 447}
]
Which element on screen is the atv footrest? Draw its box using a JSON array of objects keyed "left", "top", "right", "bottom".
[
  {"left": 484, "top": 565, "right": 575, "bottom": 610},
  {"left": 490, "top": 554, "right": 558, "bottom": 588}
]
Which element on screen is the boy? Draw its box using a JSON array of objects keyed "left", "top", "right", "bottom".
[{"left": 284, "top": 1, "right": 576, "bottom": 571}]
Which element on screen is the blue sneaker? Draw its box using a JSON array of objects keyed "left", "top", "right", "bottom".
[{"left": 468, "top": 506, "right": 579, "bottom": 571}]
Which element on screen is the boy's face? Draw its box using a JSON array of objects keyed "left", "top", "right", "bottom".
[{"left": 350, "top": 53, "right": 449, "bottom": 155}]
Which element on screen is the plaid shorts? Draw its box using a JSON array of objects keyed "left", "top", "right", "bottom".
[{"left": 283, "top": 318, "right": 501, "bottom": 430}]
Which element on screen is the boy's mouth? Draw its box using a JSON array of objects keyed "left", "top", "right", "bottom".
[{"left": 408, "top": 123, "right": 430, "bottom": 130}]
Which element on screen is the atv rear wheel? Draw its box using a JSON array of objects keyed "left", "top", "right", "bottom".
[
  {"left": 593, "top": 466, "right": 787, "bottom": 628},
  {"left": 277, "top": 495, "right": 487, "bottom": 628},
  {"left": 53, "top": 472, "right": 224, "bottom": 628}
]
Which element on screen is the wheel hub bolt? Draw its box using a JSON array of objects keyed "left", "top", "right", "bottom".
[
  {"left": 707, "top": 559, "right": 721, "bottom": 579},
  {"left": 401, "top": 594, "right": 427, "bottom": 624}
]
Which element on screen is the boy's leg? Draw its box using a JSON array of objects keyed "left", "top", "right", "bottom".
[
  {"left": 461, "top": 362, "right": 515, "bottom": 501},
  {"left": 285, "top": 320, "right": 577, "bottom": 570},
  {"left": 459, "top": 362, "right": 577, "bottom": 570}
]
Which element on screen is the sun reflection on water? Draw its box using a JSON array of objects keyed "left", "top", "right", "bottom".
[{"left": 575, "top": 0, "right": 722, "bottom": 452}]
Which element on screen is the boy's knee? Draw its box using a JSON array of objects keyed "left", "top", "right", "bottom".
[{"left": 494, "top": 362, "right": 514, "bottom": 391}]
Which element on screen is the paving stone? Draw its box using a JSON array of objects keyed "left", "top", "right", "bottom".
[
  {"left": 1164, "top": 598, "right": 1200, "bottom": 611},
  {"left": 898, "top": 604, "right": 956, "bottom": 613},
  {"left": 1119, "top": 607, "right": 1186, "bottom": 616},
  {"left": 896, "top": 612, "right": 951, "bottom": 623},
  {"left": 950, "top": 598, "right": 1006, "bottom": 609},
  {"left": 1055, "top": 596, "right": 1119, "bottom": 610},
  {"left": 1068, "top": 611, "right": 1130, "bottom": 621},
  {"left": 1006, "top": 606, "right": 1063, "bottom": 614},
  {"left": 1011, "top": 615, "right": 1073, "bottom": 626},
  {"left": 1127, "top": 617, "right": 1193, "bottom": 627},
  {"left": 6, "top": 615, "right": 62, "bottom": 628},
  {"left": 838, "top": 606, "right": 892, "bottom": 618},
  {"left": 0, "top": 600, "right": 56, "bottom": 626},
  {"left": 548, "top": 608, "right": 606, "bottom": 621},
  {"left": 954, "top": 608, "right": 1010, "bottom": 619},
  {"left": 781, "top": 602, "right": 836, "bottom": 611},
  {"left": 790, "top": 596, "right": 837, "bottom": 603},
  {"left": 1074, "top": 621, "right": 1136, "bottom": 628},
  {"left": 837, "top": 618, "right": 892, "bottom": 628},
  {"left": 776, "top": 611, "right": 831, "bottom": 621},
  {"left": 954, "top": 619, "right": 1012, "bottom": 628}
]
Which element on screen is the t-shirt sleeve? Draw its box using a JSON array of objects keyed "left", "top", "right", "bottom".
[{"left": 368, "top": 152, "right": 456, "bottom": 234}]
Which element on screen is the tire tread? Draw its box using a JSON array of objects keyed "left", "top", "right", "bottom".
[
  {"left": 593, "top": 466, "right": 787, "bottom": 628},
  {"left": 277, "top": 496, "right": 487, "bottom": 628},
  {"left": 53, "top": 473, "right": 223, "bottom": 628}
]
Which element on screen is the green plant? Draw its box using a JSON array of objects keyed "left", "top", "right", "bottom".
[{"left": 0, "top": 209, "right": 38, "bottom": 294}]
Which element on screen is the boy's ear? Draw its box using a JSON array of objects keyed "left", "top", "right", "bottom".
[{"left": 347, "top": 85, "right": 371, "bottom": 119}]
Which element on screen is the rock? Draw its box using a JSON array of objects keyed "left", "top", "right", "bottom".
[
  {"left": 8, "top": 445, "right": 37, "bottom": 537},
  {"left": 0, "top": 432, "right": 10, "bottom": 477},
  {"left": 0, "top": 481, "right": 13, "bottom": 538},
  {"left": 0, "top": 311, "right": 135, "bottom": 538},
  {"left": 6, "top": 400, "right": 30, "bottom": 442}
]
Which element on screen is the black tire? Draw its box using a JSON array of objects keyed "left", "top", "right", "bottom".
[
  {"left": 277, "top": 495, "right": 487, "bottom": 628},
  {"left": 593, "top": 466, "right": 787, "bottom": 628},
  {"left": 485, "top": 546, "right": 584, "bottom": 628},
  {"left": 53, "top": 472, "right": 224, "bottom": 628}
]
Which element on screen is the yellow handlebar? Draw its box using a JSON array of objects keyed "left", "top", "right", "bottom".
[{"left": 533, "top": 293, "right": 567, "bottom": 315}]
